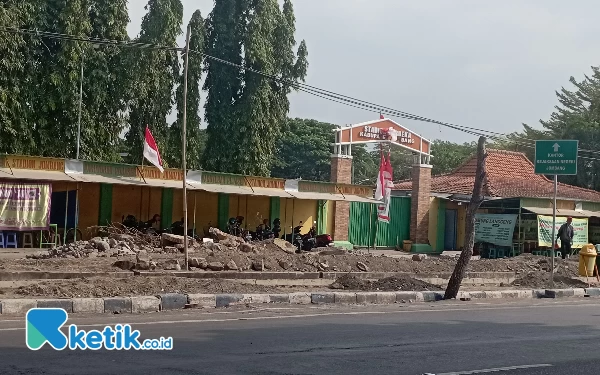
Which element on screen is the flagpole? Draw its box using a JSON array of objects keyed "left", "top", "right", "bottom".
[{"left": 182, "top": 24, "right": 191, "bottom": 271}]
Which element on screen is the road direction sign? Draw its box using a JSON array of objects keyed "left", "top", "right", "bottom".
[{"left": 534, "top": 140, "right": 578, "bottom": 175}]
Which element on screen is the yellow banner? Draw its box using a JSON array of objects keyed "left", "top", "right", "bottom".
[{"left": 0, "top": 183, "right": 51, "bottom": 230}]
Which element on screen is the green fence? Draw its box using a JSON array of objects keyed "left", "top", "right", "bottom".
[{"left": 348, "top": 197, "right": 411, "bottom": 247}]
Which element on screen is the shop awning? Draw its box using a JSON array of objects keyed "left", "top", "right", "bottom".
[
  {"left": 345, "top": 195, "right": 380, "bottom": 204},
  {"left": 68, "top": 173, "right": 144, "bottom": 185},
  {"left": 247, "top": 187, "right": 294, "bottom": 198},
  {"left": 188, "top": 182, "right": 254, "bottom": 195},
  {"left": 287, "top": 191, "right": 346, "bottom": 201},
  {"left": 0, "top": 169, "right": 77, "bottom": 182},
  {"left": 522, "top": 206, "right": 600, "bottom": 218}
]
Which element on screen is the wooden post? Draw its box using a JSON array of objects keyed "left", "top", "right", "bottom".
[{"left": 444, "top": 136, "right": 487, "bottom": 300}]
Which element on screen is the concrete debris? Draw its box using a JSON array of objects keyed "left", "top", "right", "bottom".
[
  {"left": 278, "top": 259, "right": 292, "bottom": 270},
  {"left": 273, "top": 238, "right": 296, "bottom": 254},
  {"left": 161, "top": 233, "right": 195, "bottom": 247},
  {"left": 225, "top": 260, "right": 238, "bottom": 271},
  {"left": 163, "top": 259, "right": 181, "bottom": 271},
  {"left": 188, "top": 258, "right": 208, "bottom": 269},
  {"left": 207, "top": 262, "right": 225, "bottom": 271},
  {"left": 357, "top": 262, "right": 369, "bottom": 272},
  {"left": 238, "top": 243, "right": 254, "bottom": 253},
  {"left": 412, "top": 254, "right": 427, "bottom": 261},
  {"left": 318, "top": 248, "right": 346, "bottom": 256},
  {"left": 96, "top": 241, "right": 111, "bottom": 252},
  {"left": 113, "top": 260, "right": 136, "bottom": 271},
  {"left": 252, "top": 260, "right": 264, "bottom": 272}
]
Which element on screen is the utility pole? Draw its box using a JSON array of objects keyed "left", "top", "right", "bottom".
[
  {"left": 182, "top": 24, "right": 191, "bottom": 271},
  {"left": 76, "top": 52, "right": 84, "bottom": 160}
]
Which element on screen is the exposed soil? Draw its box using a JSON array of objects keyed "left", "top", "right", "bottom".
[
  {"left": 511, "top": 272, "right": 590, "bottom": 289},
  {"left": 8, "top": 277, "right": 284, "bottom": 298},
  {"left": 0, "top": 250, "right": 583, "bottom": 276},
  {"left": 330, "top": 274, "right": 442, "bottom": 292}
]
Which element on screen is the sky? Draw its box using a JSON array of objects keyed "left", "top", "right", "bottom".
[{"left": 127, "top": 0, "right": 600, "bottom": 143}]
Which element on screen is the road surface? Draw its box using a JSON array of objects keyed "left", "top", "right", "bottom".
[{"left": 0, "top": 299, "right": 599, "bottom": 374}]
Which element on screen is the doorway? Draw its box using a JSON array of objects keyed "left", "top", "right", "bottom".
[{"left": 444, "top": 209, "right": 458, "bottom": 251}]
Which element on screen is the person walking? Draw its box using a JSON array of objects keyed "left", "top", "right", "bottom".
[{"left": 556, "top": 217, "right": 574, "bottom": 259}]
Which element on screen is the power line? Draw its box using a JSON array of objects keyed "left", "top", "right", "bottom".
[{"left": 4, "top": 26, "right": 600, "bottom": 158}]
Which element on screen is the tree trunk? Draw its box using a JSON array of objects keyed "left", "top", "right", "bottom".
[{"left": 444, "top": 136, "right": 487, "bottom": 300}]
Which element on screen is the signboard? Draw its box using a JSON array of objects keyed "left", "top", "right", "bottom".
[
  {"left": 589, "top": 226, "right": 600, "bottom": 244},
  {"left": 0, "top": 155, "right": 65, "bottom": 172},
  {"left": 537, "top": 215, "right": 588, "bottom": 249},
  {"left": 534, "top": 140, "right": 578, "bottom": 175},
  {"left": 475, "top": 214, "right": 517, "bottom": 246},
  {"left": 0, "top": 183, "right": 51, "bottom": 230},
  {"left": 338, "top": 119, "right": 430, "bottom": 154}
]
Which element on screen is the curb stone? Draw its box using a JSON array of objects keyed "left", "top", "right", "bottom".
[
  {"left": 72, "top": 298, "right": 104, "bottom": 314},
  {"left": 158, "top": 294, "right": 187, "bottom": 311},
  {"left": 37, "top": 299, "right": 73, "bottom": 313},
  {"left": 1, "top": 299, "right": 36, "bottom": 315},
  {"left": 585, "top": 288, "right": 600, "bottom": 296},
  {"left": 131, "top": 296, "right": 160, "bottom": 313},
  {"left": 0, "top": 288, "right": 597, "bottom": 315},
  {"left": 104, "top": 297, "right": 132, "bottom": 314}
]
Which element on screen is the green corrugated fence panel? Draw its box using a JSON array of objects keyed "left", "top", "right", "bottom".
[
  {"left": 218, "top": 193, "right": 230, "bottom": 230},
  {"left": 317, "top": 200, "right": 327, "bottom": 234},
  {"left": 98, "top": 183, "right": 113, "bottom": 226},
  {"left": 349, "top": 197, "right": 411, "bottom": 247},
  {"left": 269, "top": 197, "right": 280, "bottom": 226},
  {"left": 160, "top": 188, "right": 173, "bottom": 230}
]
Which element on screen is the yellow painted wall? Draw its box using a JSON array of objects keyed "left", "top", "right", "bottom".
[
  {"left": 77, "top": 183, "right": 100, "bottom": 239},
  {"left": 557, "top": 200, "right": 574, "bottom": 210},
  {"left": 428, "top": 197, "right": 438, "bottom": 251},
  {"left": 172, "top": 189, "right": 219, "bottom": 236},
  {"left": 326, "top": 200, "right": 335, "bottom": 235},
  {"left": 280, "top": 198, "right": 318, "bottom": 235},
  {"left": 226, "top": 194, "right": 270, "bottom": 231},
  {"left": 189, "top": 190, "right": 219, "bottom": 236}
]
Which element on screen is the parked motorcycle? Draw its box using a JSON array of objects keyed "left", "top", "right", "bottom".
[
  {"left": 121, "top": 215, "right": 160, "bottom": 235},
  {"left": 301, "top": 222, "right": 333, "bottom": 251}
]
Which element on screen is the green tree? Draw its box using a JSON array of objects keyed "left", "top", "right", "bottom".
[
  {"left": 271, "top": 118, "right": 334, "bottom": 181},
  {"left": 126, "top": 0, "right": 183, "bottom": 165},
  {"left": 202, "top": 0, "right": 308, "bottom": 175},
  {"left": 201, "top": 0, "right": 248, "bottom": 172},
  {"left": 29, "top": 0, "right": 91, "bottom": 158},
  {"left": 79, "top": 0, "right": 131, "bottom": 162},
  {"left": 0, "top": 1, "right": 37, "bottom": 154},
  {"left": 167, "top": 9, "right": 205, "bottom": 169},
  {"left": 430, "top": 140, "right": 477, "bottom": 175}
]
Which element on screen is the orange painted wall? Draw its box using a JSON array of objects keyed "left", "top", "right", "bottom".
[
  {"left": 77, "top": 183, "right": 100, "bottom": 239},
  {"left": 172, "top": 189, "right": 219, "bottom": 236},
  {"left": 111, "top": 185, "right": 143, "bottom": 223}
]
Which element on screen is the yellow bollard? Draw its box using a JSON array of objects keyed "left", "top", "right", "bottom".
[{"left": 578, "top": 244, "right": 597, "bottom": 277}]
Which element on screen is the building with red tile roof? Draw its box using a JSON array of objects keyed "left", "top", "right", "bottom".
[{"left": 394, "top": 149, "right": 600, "bottom": 202}]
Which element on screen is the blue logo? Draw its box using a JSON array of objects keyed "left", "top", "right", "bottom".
[{"left": 26, "top": 308, "right": 173, "bottom": 351}]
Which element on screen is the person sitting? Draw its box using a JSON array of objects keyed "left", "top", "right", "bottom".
[{"left": 146, "top": 214, "right": 161, "bottom": 232}]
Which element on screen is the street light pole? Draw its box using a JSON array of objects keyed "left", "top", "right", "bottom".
[
  {"left": 182, "top": 24, "right": 191, "bottom": 271},
  {"left": 76, "top": 52, "right": 84, "bottom": 160}
]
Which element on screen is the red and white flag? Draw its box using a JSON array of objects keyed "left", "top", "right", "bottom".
[
  {"left": 143, "top": 126, "right": 164, "bottom": 173},
  {"left": 377, "top": 152, "right": 393, "bottom": 223}
]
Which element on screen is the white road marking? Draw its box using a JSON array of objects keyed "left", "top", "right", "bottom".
[
  {"left": 429, "top": 363, "right": 553, "bottom": 374},
  {"left": 0, "top": 301, "right": 595, "bottom": 331}
]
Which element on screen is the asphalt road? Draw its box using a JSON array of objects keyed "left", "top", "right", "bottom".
[{"left": 1, "top": 299, "right": 600, "bottom": 374}]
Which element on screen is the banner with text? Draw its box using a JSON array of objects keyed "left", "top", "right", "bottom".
[
  {"left": 475, "top": 214, "right": 518, "bottom": 246},
  {"left": 0, "top": 183, "right": 51, "bottom": 230},
  {"left": 537, "top": 215, "right": 588, "bottom": 248}
]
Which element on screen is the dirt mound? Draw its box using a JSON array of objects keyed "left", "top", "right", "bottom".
[
  {"left": 330, "top": 274, "right": 442, "bottom": 292},
  {"left": 511, "top": 272, "right": 589, "bottom": 289},
  {"left": 13, "top": 277, "right": 281, "bottom": 298}
]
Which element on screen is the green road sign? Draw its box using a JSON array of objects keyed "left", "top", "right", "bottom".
[{"left": 534, "top": 140, "right": 578, "bottom": 175}]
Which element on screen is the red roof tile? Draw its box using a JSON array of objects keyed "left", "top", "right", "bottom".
[{"left": 394, "top": 149, "right": 600, "bottom": 202}]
